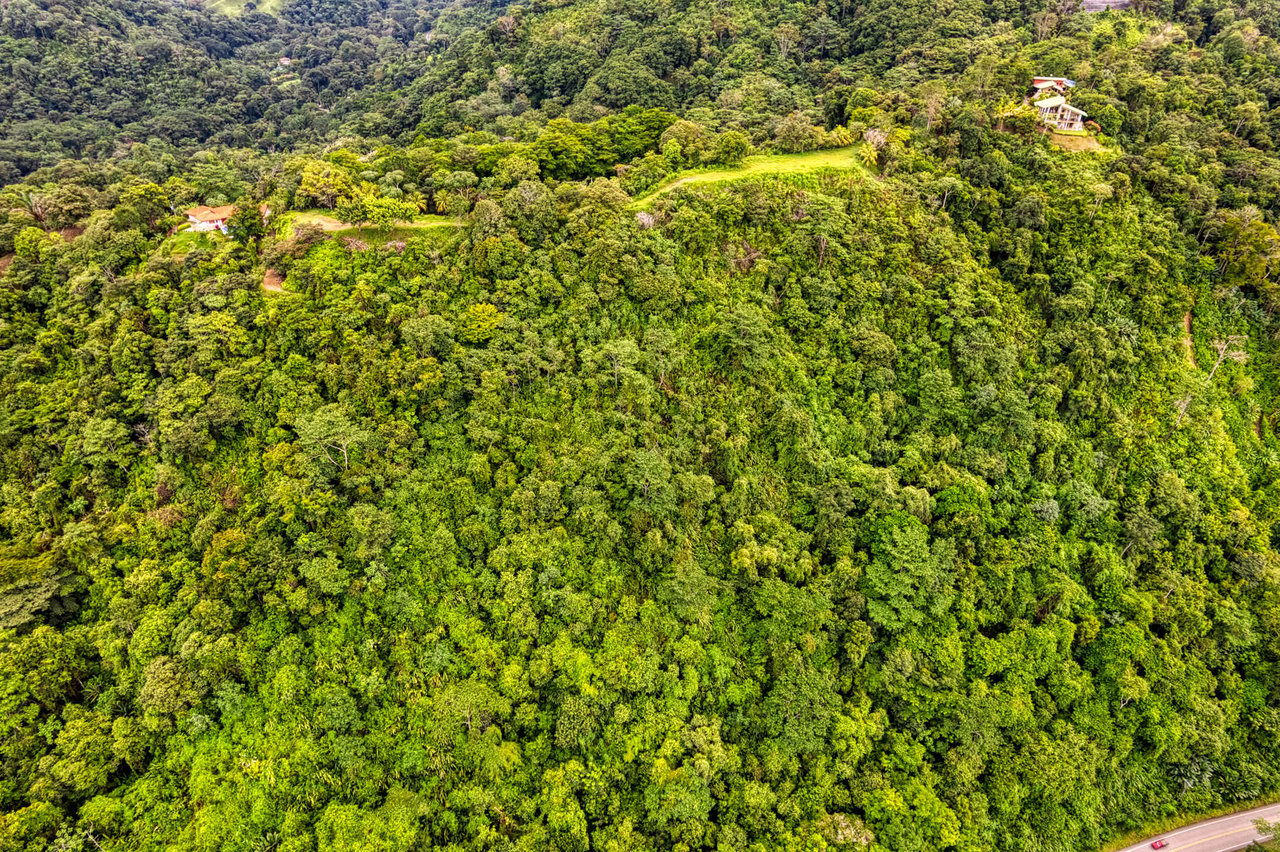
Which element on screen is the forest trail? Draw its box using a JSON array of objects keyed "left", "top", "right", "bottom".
[
  {"left": 262, "top": 269, "right": 285, "bottom": 292},
  {"left": 632, "top": 147, "right": 865, "bottom": 208},
  {"left": 1183, "top": 311, "right": 1198, "bottom": 368}
]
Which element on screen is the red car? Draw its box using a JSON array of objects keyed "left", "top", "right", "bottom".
[{"left": 1151, "top": 842, "right": 1167, "bottom": 850}]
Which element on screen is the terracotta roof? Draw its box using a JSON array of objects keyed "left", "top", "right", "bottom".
[{"left": 184, "top": 204, "right": 236, "bottom": 223}]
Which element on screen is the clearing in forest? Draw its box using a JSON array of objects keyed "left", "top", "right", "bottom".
[
  {"left": 203, "top": 0, "right": 286, "bottom": 16},
  {"left": 161, "top": 229, "right": 225, "bottom": 257},
  {"left": 632, "top": 147, "right": 866, "bottom": 208},
  {"left": 289, "top": 211, "right": 459, "bottom": 245},
  {"left": 1049, "top": 132, "right": 1105, "bottom": 153}
]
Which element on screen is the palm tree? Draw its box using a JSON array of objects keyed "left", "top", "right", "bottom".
[{"left": 9, "top": 189, "right": 50, "bottom": 225}]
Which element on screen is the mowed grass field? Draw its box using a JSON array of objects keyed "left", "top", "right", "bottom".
[{"left": 632, "top": 147, "right": 866, "bottom": 208}]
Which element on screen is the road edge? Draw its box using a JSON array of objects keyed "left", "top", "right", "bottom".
[{"left": 1100, "top": 793, "right": 1280, "bottom": 852}]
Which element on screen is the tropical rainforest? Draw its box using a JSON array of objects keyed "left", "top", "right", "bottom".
[{"left": 3, "top": 0, "right": 1280, "bottom": 850}]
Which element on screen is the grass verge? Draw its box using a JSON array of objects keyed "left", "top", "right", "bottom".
[{"left": 1098, "top": 794, "right": 1280, "bottom": 852}]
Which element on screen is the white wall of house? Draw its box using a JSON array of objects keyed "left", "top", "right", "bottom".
[{"left": 1036, "top": 105, "right": 1086, "bottom": 132}]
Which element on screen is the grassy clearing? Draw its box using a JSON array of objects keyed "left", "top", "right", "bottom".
[
  {"left": 292, "top": 211, "right": 458, "bottom": 232},
  {"left": 262, "top": 269, "right": 286, "bottom": 293},
  {"left": 632, "top": 147, "right": 866, "bottom": 208},
  {"left": 289, "top": 211, "right": 459, "bottom": 246},
  {"left": 161, "top": 229, "right": 225, "bottom": 257},
  {"left": 1050, "top": 132, "right": 1106, "bottom": 153},
  {"left": 204, "top": 0, "right": 284, "bottom": 16}
]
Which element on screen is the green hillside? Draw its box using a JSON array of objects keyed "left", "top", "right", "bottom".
[{"left": 3, "top": 1, "right": 1280, "bottom": 851}]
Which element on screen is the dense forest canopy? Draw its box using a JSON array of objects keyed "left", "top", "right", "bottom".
[
  {"left": 4, "top": 0, "right": 1280, "bottom": 850},
  {"left": 4, "top": 0, "right": 1280, "bottom": 178}
]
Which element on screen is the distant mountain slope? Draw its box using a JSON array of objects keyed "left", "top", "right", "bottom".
[
  {"left": 1, "top": 0, "right": 1277, "bottom": 180},
  {"left": 0, "top": 0, "right": 452, "bottom": 178}
]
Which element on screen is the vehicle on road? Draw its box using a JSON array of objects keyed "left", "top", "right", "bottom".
[{"left": 1150, "top": 842, "right": 1166, "bottom": 849}]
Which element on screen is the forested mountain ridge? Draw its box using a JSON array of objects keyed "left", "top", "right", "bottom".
[
  {"left": 0, "top": 0, "right": 457, "bottom": 177},
  {"left": 3, "top": 1, "right": 1280, "bottom": 851},
  {"left": 5, "top": 0, "right": 1280, "bottom": 180}
]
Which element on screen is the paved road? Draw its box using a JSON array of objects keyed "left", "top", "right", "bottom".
[{"left": 1116, "top": 803, "right": 1280, "bottom": 852}]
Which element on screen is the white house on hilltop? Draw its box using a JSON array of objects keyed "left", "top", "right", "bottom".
[
  {"left": 1033, "top": 95, "right": 1088, "bottom": 132},
  {"left": 184, "top": 205, "right": 236, "bottom": 233}
]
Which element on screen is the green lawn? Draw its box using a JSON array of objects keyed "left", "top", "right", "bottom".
[
  {"left": 161, "top": 228, "right": 226, "bottom": 256},
  {"left": 632, "top": 147, "right": 866, "bottom": 208}
]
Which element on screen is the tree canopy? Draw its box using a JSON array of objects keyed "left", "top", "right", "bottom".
[{"left": 4, "top": 1, "right": 1280, "bottom": 851}]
